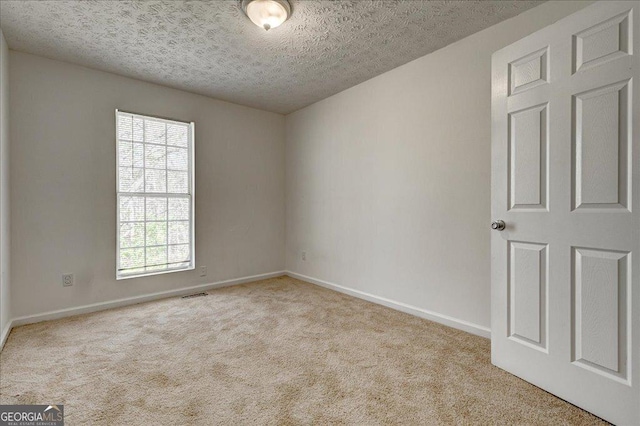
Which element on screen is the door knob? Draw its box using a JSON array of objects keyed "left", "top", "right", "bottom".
[{"left": 491, "top": 220, "right": 506, "bottom": 231}]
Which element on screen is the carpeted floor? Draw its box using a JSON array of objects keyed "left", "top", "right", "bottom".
[{"left": 1, "top": 276, "right": 605, "bottom": 425}]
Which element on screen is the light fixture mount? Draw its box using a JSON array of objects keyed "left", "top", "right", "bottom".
[{"left": 241, "top": 0, "right": 292, "bottom": 31}]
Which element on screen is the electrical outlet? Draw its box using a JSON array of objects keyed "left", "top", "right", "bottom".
[
  {"left": 199, "top": 266, "right": 207, "bottom": 277},
  {"left": 302, "top": 251, "right": 306, "bottom": 261},
  {"left": 62, "top": 273, "right": 74, "bottom": 287}
]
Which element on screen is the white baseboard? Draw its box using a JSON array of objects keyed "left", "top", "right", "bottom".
[
  {"left": 6, "top": 271, "right": 286, "bottom": 337},
  {"left": 286, "top": 271, "right": 491, "bottom": 339},
  {"left": 1, "top": 319, "right": 13, "bottom": 350},
  {"left": 2, "top": 269, "right": 489, "bottom": 352}
]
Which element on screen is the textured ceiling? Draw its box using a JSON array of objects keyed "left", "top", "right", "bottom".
[{"left": 0, "top": 0, "right": 543, "bottom": 114}]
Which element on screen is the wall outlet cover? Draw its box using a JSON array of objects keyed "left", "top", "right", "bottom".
[{"left": 62, "top": 273, "right": 74, "bottom": 287}]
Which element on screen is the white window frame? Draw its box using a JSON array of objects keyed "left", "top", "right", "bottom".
[{"left": 115, "top": 109, "right": 195, "bottom": 280}]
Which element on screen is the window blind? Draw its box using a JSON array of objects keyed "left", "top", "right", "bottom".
[{"left": 116, "top": 110, "right": 194, "bottom": 279}]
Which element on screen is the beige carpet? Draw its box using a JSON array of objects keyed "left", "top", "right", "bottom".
[{"left": 1, "top": 276, "right": 604, "bottom": 425}]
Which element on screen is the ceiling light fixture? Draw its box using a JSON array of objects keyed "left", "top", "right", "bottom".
[{"left": 241, "top": 0, "right": 291, "bottom": 31}]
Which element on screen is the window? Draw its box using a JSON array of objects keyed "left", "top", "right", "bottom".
[{"left": 116, "top": 110, "right": 194, "bottom": 279}]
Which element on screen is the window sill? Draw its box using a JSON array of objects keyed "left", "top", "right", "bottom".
[{"left": 116, "top": 265, "right": 195, "bottom": 281}]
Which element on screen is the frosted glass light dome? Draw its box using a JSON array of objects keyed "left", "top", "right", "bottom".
[{"left": 241, "top": 0, "right": 291, "bottom": 31}]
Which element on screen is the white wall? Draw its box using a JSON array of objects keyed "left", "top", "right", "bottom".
[
  {"left": 5, "top": 0, "right": 596, "bottom": 332},
  {"left": 0, "top": 30, "right": 11, "bottom": 337},
  {"left": 285, "top": 1, "right": 594, "bottom": 335},
  {"left": 10, "top": 52, "right": 285, "bottom": 318}
]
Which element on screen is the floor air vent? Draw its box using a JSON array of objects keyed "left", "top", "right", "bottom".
[{"left": 181, "top": 292, "right": 208, "bottom": 299}]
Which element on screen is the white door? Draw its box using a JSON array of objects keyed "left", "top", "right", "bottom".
[{"left": 491, "top": 1, "right": 639, "bottom": 424}]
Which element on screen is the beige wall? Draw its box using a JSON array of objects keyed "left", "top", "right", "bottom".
[
  {"left": 285, "top": 1, "right": 594, "bottom": 335},
  {"left": 10, "top": 52, "right": 285, "bottom": 318},
  {"left": 0, "top": 30, "right": 10, "bottom": 337}
]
